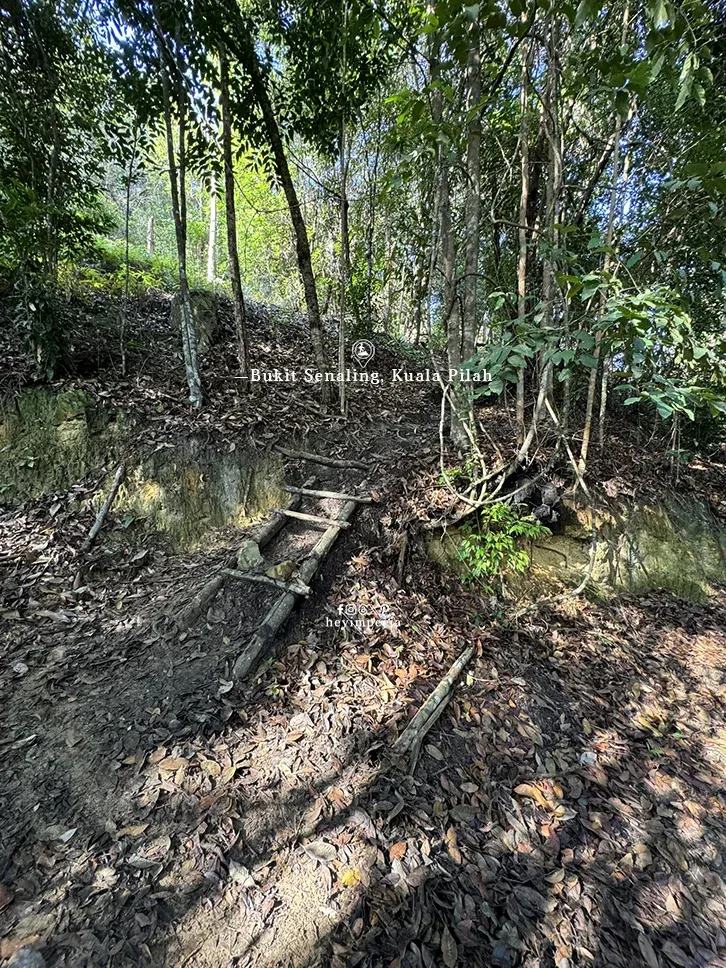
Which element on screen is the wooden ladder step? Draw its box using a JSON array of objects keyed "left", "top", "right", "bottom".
[
  {"left": 283, "top": 485, "right": 373, "bottom": 504},
  {"left": 272, "top": 508, "right": 351, "bottom": 529},
  {"left": 221, "top": 569, "right": 311, "bottom": 597}
]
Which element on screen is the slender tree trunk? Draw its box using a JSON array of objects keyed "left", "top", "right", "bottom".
[
  {"left": 157, "top": 18, "right": 202, "bottom": 407},
  {"left": 598, "top": 106, "right": 635, "bottom": 449},
  {"left": 462, "top": 18, "right": 481, "bottom": 363},
  {"left": 240, "top": 36, "right": 329, "bottom": 401},
  {"left": 456, "top": 14, "right": 482, "bottom": 449},
  {"left": 366, "top": 108, "right": 382, "bottom": 332},
  {"left": 338, "top": 124, "right": 350, "bottom": 414},
  {"left": 429, "top": 21, "right": 463, "bottom": 445},
  {"left": 219, "top": 45, "right": 250, "bottom": 382},
  {"left": 516, "top": 30, "right": 530, "bottom": 445},
  {"left": 206, "top": 171, "right": 217, "bottom": 284},
  {"left": 146, "top": 215, "right": 155, "bottom": 256},
  {"left": 580, "top": 2, "right": 630, "bottom": 469},
  {"left": 540, "top": 14, "right": 563, "bottom": 429},
  {"left": 121, "top": 132, "right": 138, "bottom": 378},
  {"left": 338, "top": 0, "right": 349, "bottom": 413}
]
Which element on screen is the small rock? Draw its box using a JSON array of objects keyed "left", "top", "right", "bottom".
[
  {"left": 12, "top": 662, "right": 28, "bottom": 676},
  {"left": 266, "top": 559, "right": 296, "bottom": 581},
  {"left": 236, "top": 539, "right": 263, "bottom": 571},
  {"left": 8, "top": 949, "right": 47, "bottom": 968}
]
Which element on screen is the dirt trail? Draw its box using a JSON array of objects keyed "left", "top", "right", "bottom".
[{"left": 2, "top": 392, "right": 726, "bottom": 967}]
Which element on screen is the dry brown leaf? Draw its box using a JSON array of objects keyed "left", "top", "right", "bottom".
[
  {"left": 514, "top": 783, "right": 551, "bottom": 809},
  {"left": 637, "top": 934, "right": 659, "bottom": 968},
  {"left": 389, "top": 841, "right": 407, "bottom": 861},
  {"left": 157, "top": 756, "right": 189, "bottom": 772},
  {"left": 441, "top": 924, "right": 458, "bottom": 967}
]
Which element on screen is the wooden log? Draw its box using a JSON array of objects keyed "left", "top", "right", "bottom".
[
  {"left": 391, "top": 644, "right": 475, "bottom": 773},
  {"left": 274, "top": 445, "right": 368, "bottom": 469},
  {"left": 83, "top": 465, "right": 125, "bottom": 551},
  {"left": 232, "top": 498, "right": 359, "bottom": 679},
  {"left": 221, "top": 568, "right": 311, "bottom": 597},
  {"left": 273, "top": 508, "right": 351, "bottom": 529},
  {"left": 283, "top": 485, "right": 373, "bottom": 504},
  {"left": 175, "top": 478, "right": 314, "bottom": 628}
]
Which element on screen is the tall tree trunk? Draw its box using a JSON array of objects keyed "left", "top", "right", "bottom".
[
  {"left": 455, "top": 14, "right": 482, "bottom": 449},
  {"left": 580, "top": 2, "right": 630, "bottom": 469},
  {"left": 121, "top": 132, "right": 138, "bottom": 378},
  {"left": 540, "top": 14, "right": 563, "bottom": 427},
  {"left": 240, "top": 36, "right": 329, "bottom": 401},
  {"left": 516, "top": 28, "right": 530, "bottom": 445},
  {"left": 206, "top": 171, "right": 217, "bottom": 284},
  {"left": 156, "top": 16, "right": 202, "bottom": 408},
  {"left": 365, "top": 107, "right": 382, "bottom": 333},
  {"left": 338, "top": 0, "right": 349, "bottom": 414},
  {"left": 219, "top": 45, "right": 250, "bottom": 382},
  {"left": 338, "top": 124, "right": 350, "bottom": 414},
  {"left": 429, "top": 20, "right": 463, "bottom": 445}
]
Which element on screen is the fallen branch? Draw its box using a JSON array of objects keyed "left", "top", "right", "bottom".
[
  {"left": 391, "top": 644, "right": 475, "bottom": 773},
  {"left": 283, "top": 485, "right": 373, "bottom": 503},
  {"left": 232, "top": 498, "right": 359, "bottom": 680},
  {"left": 273, "top": 508, "right": 351, "bottom": 529},
  {"left": 175, "top": 477, "right": 314, "bottom": 628},
  {"left": 274, "top": 445, "right": 368, "bottom": 469},
  {"left": 83, "top": 465, "right": 125, "bottom": 551},
  {"left": 221, "top": 568, "right": 311, "bottom": 597}
]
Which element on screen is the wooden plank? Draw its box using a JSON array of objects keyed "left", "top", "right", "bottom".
[
  {"left": 221, "top": 569, "right": 311, "bottom": 597},
  {"left": 273, "top": 508, "right": 351, "bottom": 529},
  {"left": 283, "top": 485, "right": 372, "bottom": 504}
]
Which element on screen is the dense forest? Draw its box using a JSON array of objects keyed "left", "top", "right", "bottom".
[{"left": 2, "top": 0, "right": 726, "bottom": 967}]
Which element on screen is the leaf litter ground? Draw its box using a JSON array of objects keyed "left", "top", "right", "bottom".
[{"left": 1, "top": 299, "right": 726, "bottom": 968}]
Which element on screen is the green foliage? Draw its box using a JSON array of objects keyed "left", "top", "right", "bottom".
[
  {"left": 456, "top": 504, "right": 550, "bottom": 593},
  {"left": 65, "top": 238, "right": 177, "bottom": 297}
]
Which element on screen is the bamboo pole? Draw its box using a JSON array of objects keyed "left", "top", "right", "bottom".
[
  {"left": 221, "top": 569, "right": 311, "bottom": 597},
  {"left": 392, "top": 644, "right": 475, "bottom": 772},
  {"left": 83, "top": 465, "right": 125, "bottom": 552}
]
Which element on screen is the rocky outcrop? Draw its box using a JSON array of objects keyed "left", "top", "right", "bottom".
[
  {"left": 533, "top": 492, "right": 726, "bottom": 601},
  {"left": 427, "top": 491, "right": 726, "bottom": 602},
  {"left": 0, "top": 388, "right": 284, "bottom": 549}
]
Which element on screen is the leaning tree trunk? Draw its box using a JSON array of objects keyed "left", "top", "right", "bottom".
[
  {"left": 219, "top": 45, "right": 250, "bottom": 382},
  {"left": 157, "top": 23, "right": 202, "bottom": 408},
  {"left": 241, "top": 35, "right": 329, "bottom": 401}
]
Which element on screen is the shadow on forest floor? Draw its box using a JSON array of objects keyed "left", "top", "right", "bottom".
[{"left": 2, "top": 487, "right": 726, "bottom": 968}]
